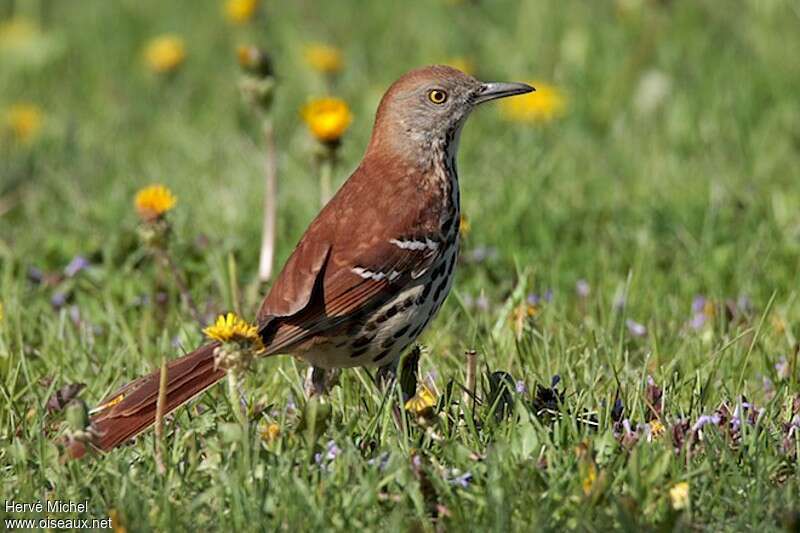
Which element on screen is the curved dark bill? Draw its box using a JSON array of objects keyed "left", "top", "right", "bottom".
[{"left": 474, "top": 81, "right": 535, "bottom": 104}]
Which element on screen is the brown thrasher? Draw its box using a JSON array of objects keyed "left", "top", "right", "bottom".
[{"left": 90, "top": 65, "right": 533, "bottom": 451}]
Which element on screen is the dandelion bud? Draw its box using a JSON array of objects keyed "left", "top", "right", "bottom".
[{"left": 237, "top": 45, "right": 273, "bottom": 78}]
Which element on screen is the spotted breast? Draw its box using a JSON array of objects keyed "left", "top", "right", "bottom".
[{"left": 298, "top": 123, "right": 463, "bottom": 369}]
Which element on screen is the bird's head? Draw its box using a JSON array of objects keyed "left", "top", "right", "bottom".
[{"left": 368, "top": 65, "right": 533, "bottom": 159}]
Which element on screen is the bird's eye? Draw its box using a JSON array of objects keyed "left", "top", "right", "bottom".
[{"left": 428, "top": 89, "right": 448, "bottom": 104}]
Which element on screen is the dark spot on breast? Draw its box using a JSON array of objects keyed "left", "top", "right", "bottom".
[
  {"left": 381, "top": 336, "right": 395, "bottom": 349},
  {"left": 378, "top": 305, "right": 398, "bottom": 322},
  {"left": 418, "top": 282, "right": 432, "bottom": 303},
  {"left": 447, "top": 254, "right": 456, "bottom": 275},
  {"left": 409, "top": 323, "right": 425, "bottom": 338},
  {"left": 393, "top": 324, "right": 410, "bottom": 339},
  {"left": 364, "top": 321, "right": 378, "bottom": 331},
  {"left": 372, "top": 349, "right": 391, "bottom": 363},
  {"left": 351, "top": 335, "right": 373, "bottom": 348},
  {"left": 442, "top": 216, "right": 454, "bottom": 234},
  {"left": 432, "top": 261, "right": 446, "bottom": 280},
  {"left": 349, "top": 346, "right": 370, "bottom": 359},
  {"left": 433, "top": 279, "right": 447, "bottom": 302}
]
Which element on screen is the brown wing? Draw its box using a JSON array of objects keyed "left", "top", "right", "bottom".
[
  {"left": 260, "top": 235, "right": 444, "bottom": 354},
  {"left": 257, "top": 157, "right": 446, "bottom": 355}
]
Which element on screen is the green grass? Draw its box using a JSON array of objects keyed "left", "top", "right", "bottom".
[{"left": 2, "top": 0, "right": 800, "bottom": 530}]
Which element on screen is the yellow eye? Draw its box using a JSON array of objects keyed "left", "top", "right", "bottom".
[{"left": 428, "top": 89, "right": 448, "bottom": 104}]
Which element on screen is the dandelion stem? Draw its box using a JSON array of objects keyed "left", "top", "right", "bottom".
[
  {"left": 258, "top": 115, "right": 278, "bottom": 282},
  {"left": 319, "top": 152, "right": 334, "bottom": 208},
  {"left": 154, "top": 357, "right": 168, "bottom": 475},
  {"left": 464, "top": 350, "right": 478, "bottom": 412},
  {"left": 156, "top": 247, "right": 203, "bottom": 325}
]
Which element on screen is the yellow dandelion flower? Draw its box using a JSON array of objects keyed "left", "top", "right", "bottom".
[
  {"left": 303, "top": 43, "right": 343, "bottom": 74},
  {"left": 703, "top": 299, "right": 716, "bottom": 319},
  {"left": 203, "top": 312, "right": 261, "bottom": 345},
  {"left": 669, "top": 482, "right": 690, "bottom": 510},
  {"left": 301, "top": 97, "right": 352, "bottom": 144},
  {"left": 772, "top": 313, "right": 786, "bottom": 335},
  {"left": 260, "top": 422, "right": 280, "bottom": 443},
  {"left": 225, "top": 0, "right": 259, "bottom": 24},
  {"left": 0, "top": 17, "right": 36, "bottom": 51},
  {"left": 109, "top": 509, "right": 127, "bottom": 533},
  {"left": 405, "top": 385, "right": 437, "bottom": 418},
  {"left": 510, "top": 303, "right": 537, "bottom": 338},
  {"left": 501, "top": 81, "right": 566, "bottom": 124},
  {"left": 650, "top": 420, "right": 665, "bottom": 439},
  {"left": 144, "top": 35, "right": 186, "bottom": 74},
  {"left": 445, "top": 57, "right": 475, "bottom": 76},
  {"left": 134, "top": 184, "right": 177, "bottom": 221},
  {"left": 5, "top": 103, "right": 43, "bottom": 143},
  {"left": 459, "top": 213, "right": 471, "bottom": 237}
]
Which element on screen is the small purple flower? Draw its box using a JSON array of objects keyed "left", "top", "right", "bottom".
[
  {"left": 736, "top": 295, "right": 752, "bottom": 314},
  {"left": 449, "top": 470, "right": 473, "bottom": 488},
  {"left": 515, "top": 380, "right": 528, "bottom": 395},
  {"left": 411, "top": 455, "right": 422, "bottom": 469},
  {"left": 27, "top": 266, "right": 44, "bottom": 284},
  {"left": 286, "top": 396, "right": 297, "bottom": 413},
  {"left": 762, "top": 376, "right": 774, "bottom": 396},
  {"left": 575, "top": 279, "right": 590, "bottom": 298},
  {"left": 475, "top": 294, "right": 490, "bottom": 312},
  {"left": 425, "top": 369, "right": 438, "bottom": 381},
  {"left": 544, "top": 289, "right": 553, "bottom": 302},
  {"left": 691, "top": 414, "right": 721, "bottom": 432},
  {"left": 465, "top": 246, "right": 498, "bottom": 263},
  {"left": 324, "top": 440, "right": 341, "bottom": 460},
  {"left": 776, "top": 357, "right": 790, "bottom": 380},
  {"left": 68, "top": 305, "right": 81, "bottom": 325},
  {"left": 622, "top": 419, "right": 634, "bottom": 435},
  {"left": 314, "top": 440, "right": 341, "bottom": 469},
  {"left": 51, "top": 291, "right": 67, "bottom": 309},
  {"left": 368, "top": 452, "right": 390, "bottom": 471},
  {"left": 788, "top": 415, "right": 800, "bottom": 437},
  {"left": 64, "top": 255, "right": 90, "bottom": 278},
  {"left": 691, "top": 295, "right": 706, "bottom": 313},
  {"left": 625, "top": 319, "right": 647, "bottom": 337},
  {"left": 526, "top": 293, "right": 541, "bottom": 306},
  {"left": 690, "top": 313, "right": 706, "bottom": 330}
]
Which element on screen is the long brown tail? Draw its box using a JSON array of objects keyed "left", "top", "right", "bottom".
[{"left": 89, "top": 343, "right": 226, "bottom": 452}]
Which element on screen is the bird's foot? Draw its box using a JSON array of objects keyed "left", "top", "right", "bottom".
[{"left": 304, "top": 366, "right": 340, "bottom": 398}]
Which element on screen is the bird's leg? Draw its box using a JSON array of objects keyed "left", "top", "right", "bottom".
[
  {"left": 304, "top": 366, "right": 341, "bottom": 397},
  {"left": 376, "top": 360, "right": 398, "bottom": 390}
]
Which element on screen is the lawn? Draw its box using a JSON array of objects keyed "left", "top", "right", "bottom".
[{"left": 2, "top": 0, "right": 800, "bottom": 530}]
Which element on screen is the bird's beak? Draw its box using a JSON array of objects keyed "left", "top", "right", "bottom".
[{"left": 474, "top": 81, "right": 535, "bottom": 104}]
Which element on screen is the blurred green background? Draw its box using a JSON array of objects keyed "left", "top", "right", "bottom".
[{"left": 2, "top": 0, "right": 800, "bottom": 530}]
